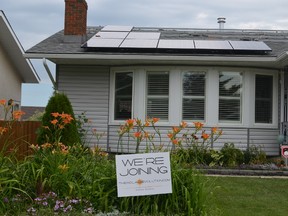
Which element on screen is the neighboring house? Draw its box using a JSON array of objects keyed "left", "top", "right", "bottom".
[
  {"left": 21, "top": 106, "right": 45, "bottom": 121},
  {"left": 25, "top": 0, "right": 288, "bottom": 155},
  {"left": 0, "top": 10, "right": 40, "bottom": 117}
]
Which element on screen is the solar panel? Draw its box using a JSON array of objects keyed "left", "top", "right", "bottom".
[
  {"left": 95, "top": 31, "right": 129, "bottom": 39},
  {"left": 229, "top": 41, "right": 272, "bottom": 51},
  {"left": 101, "top": 25, "right": 133, "bottom": 32},
  {"left": 194, "top": 40, "right": 233, "bottom": 50},
  {"left": 120, "top": 39, "right": 158, "bottom": 48},
  {"left": 126, "top": 32, "right": 161, "bottom": 40},
  {"left": 86, "top": 38, "right": 123, "bottom": 48},
  {"left": 158, "top": 40, "right": 194, "bottom": 49}
]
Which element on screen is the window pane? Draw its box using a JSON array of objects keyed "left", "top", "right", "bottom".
[
  {"left": 114, "top": 72, "right": 133, "bottom": 120},
  {"left": 182, "top": 72, "right": 205, "bottom": 120},
  {"left": 147, "top": 72, "right": 169, "bottom": 120},
  {"left": 183, "top": 98, "right": 205, "bottom": 120},
  {"left": 255, "top": 75, "right": 273, "bottom": 123},
  {"left": 219, "top": 72, "right": 242, "bottom": 122},
  {"left": 147, "top": 98, "right": 169, "bottom": 119},
  {"left": 183, "top": 73, "right": 205, "bottom": 96},
  {"left": 219, "top": 99, "right": 240, "bottom": 121}
]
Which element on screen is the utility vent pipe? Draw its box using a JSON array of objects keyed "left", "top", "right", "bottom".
[{"left": 217, "top": 17, "right": 226, "bottom": 30}]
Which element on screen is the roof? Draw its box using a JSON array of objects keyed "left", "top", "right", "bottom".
[
  {"left": 0, "top": 11, "right": 40, "bottom": 83},
  {"left": 21, "top": 106, "right": 45, "bottom": 120},
  {"left": 25, "top": 26, "right": 288, "bottom": 69}
]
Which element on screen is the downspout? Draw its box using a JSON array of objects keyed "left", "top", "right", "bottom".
[{"left": 42, "top": 58, "right": 57, "bottom": 91}]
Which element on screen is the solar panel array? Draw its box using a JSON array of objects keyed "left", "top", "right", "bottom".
[{"left": 84, "top": 25, "right": 272, "bottom": 52}]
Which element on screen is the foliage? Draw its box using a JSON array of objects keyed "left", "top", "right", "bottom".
[
  {"left": 243, "top": 145, "right": 267, "bottom": 164},
  {"left": 220, "top": 143, "right": 244, "bottom": 167},
  {"left": 26, "top": 110, "right": 44, "bottom": 121},
  {"left": 118, "top": 159, "right": 211, "bottom": 215},
  {"left": 37, "top": 92, "right": 81, "bottom": 146}
]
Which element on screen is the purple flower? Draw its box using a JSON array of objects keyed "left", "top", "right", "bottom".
[
  {"left": 84, "top": 207, "right": 94, "bottom": 214},
  {"left": 42, "top": 201, "right": 48, "bottom": 206},
  {"left": 63, "top": 205, "right": 72, "bottom": 213},
  {"left": 69, "top": 199, "right": 80, "bottom": 204},
  {"left": 3, "top": 197, "right": 9, "bottom": 203},
  {"left": 27, "top": 207, "right": 37, "bottom": 214}
]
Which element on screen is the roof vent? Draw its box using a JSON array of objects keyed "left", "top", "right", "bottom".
[{"left": 217, "top": 17, "right": 226, "bottom": 30}]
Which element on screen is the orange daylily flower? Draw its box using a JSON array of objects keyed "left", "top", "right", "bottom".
[
  {"left": 126, "top": 119, "right": 135, "bottom": 127},
  {"left": 211, "top": 127, "right": 218, "bottom": 134},
  {"left": 134, "top": 131, "right": 142, "bottom": 138},
  {"left": 0, "top": 127, "right": 8, "bottom": 135},
  {"left": 152, "top": 118, "right": 160, "bottom": 123},
  {"left": 0, "top": 99, "right": 6, "bottom": 106},
  {"left": 51, "top": 112, "right": 60, "bottom": 118},
  {"left": 201, "top": 132, "right": 209, "bottom": 140},
  {"left": 172, "top": 127, "right": 180, "bottom": 134},
  {"left": 12, "top": 110, "right": 25, "bottom": 120},
  {"left": 172, "top": 139, "right": 180, "bottom": 145},
  {"left": 193, "top": 122, "right": 204, "bottom": 130},
  {"left": 167, "top": 133, "right": 173, "bottom": 139},
  {"left": 51, "top": 119, "right": 58, "bottom": 125},
  {"left": 180, "top": 121, "right": 188, "bottom": 128},
  {"left": 144, "top": 120, "right": 150, "bottom": 127}
]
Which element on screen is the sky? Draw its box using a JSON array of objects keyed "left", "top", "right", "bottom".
[{"left": 2, "top": 0, "right": 288, "bottom": 107}]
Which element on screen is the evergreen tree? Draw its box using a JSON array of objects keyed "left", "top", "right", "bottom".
[{"left": 37, "top": 92, "right": 81, "bottom": 145}]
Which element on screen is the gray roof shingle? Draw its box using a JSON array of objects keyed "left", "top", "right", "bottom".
[{"left": 26, "top": 26, "right": 288, "bottom": 57}]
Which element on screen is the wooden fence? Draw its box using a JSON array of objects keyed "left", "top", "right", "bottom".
[{"left": 0, "top": 121, "right": 41, "bottom": 160}]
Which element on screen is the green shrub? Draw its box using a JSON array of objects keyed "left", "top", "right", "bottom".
[
  {"left": 220, "top": 143, "right": 244, "bottom": 167},
  {"left": 243, "top": 145, "right": 267, "bottom": 164},
  {"left": 37, "top": 92, "right": 81, "bottom": 146}
]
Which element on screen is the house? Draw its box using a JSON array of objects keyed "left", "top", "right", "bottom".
[
  {"left": 25, "top": 0, "right": 288, "bottom": 156},
  {"left": 0, "top": 10, "right": 40, "bottom": 117}
]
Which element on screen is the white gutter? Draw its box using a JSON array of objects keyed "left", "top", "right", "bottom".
[
  {"left": 25, "top": 53, "right": 277, "bottom": 62},
  {"left": 43, "top": 58, "right": 57, "bottom": 89}
]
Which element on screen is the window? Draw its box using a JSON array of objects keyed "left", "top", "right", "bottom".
[
  {"left": 219, "top": 72, "right": 242, "bottom": 122},
  {"left": 255, "top": 74, "right": 273, "bottom": 123},
  {"left": 182, "top": 72, "right": 205, "bottom": 120},
  {"left": 146, "top": 72, "right": 169, "bottom": 120},
  {"left": 114, "top": 72, "right": 133, "bottom": 120}
]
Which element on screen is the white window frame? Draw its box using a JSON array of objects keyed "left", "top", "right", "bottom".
[
  {"left": 109, "top": 70, "right": 134, "bottom": 124},
  {"left": 251, "top": 71, "right": 278, "bottom": 127},
  {"left": 218, "top": 71, "right": 243, "bottom": 124},
  {"left": 146, "top": 71, "right": 170, "bottom": 122}
]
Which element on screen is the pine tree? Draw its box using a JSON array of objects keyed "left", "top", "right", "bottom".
[{"left": 37, "top": 92, "right": 81, "bottom": 145}]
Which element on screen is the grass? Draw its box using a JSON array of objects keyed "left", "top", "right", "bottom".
[{"left": 208, "top": 176, "right": 288, "bottom": 216}]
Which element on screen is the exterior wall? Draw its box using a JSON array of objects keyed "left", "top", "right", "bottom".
[
  {"left": 57, "top": 64, "right": 281, "bottom": 156},
  {"left": 0, "top": 43, "right": 22, "bottom": 119},
  {"left": 107, "top": 126, "right": 279, "bottom": 156},
  {"left": 57, "top": 65, "right": 110, "bottom": 150}
]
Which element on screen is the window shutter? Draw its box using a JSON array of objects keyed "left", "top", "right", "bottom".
[
  {"left": 147, "top": 72, "right": 169, "bottom": 120},
  {"left": 182, "top": 72, "right": 205, "bottom": 120}
]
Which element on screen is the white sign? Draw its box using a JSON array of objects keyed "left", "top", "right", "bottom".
[{"left": 115, "top": 152, "right": 172, "bottom": 197}]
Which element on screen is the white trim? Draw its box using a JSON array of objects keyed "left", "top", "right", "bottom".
[{"left": 109, "top": 66, "right": 279, "bottom": 128}]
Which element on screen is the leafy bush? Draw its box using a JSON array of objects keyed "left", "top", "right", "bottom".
[
  {"left": 243, "top": 145, "right": 267, "bottom": 164},
  {"left": 37, "top": 92, "right": 81, "bottom": 146},
  {"left": 220, "top": 143, "right": 244, "bottom": 167}
]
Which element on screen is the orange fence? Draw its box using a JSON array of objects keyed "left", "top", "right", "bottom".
[{"left": 0, "top": 121, "right": 41, "bottom": 160}]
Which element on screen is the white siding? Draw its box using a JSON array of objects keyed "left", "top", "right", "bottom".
[
  {"left": 107, "top": 125, "right": 280, "bottom": 156},
  {"left": 57, "top": 65, "right": 110, "bottom": 150}
]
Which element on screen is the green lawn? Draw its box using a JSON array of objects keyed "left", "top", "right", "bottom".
[{"left": 207, "top": 176, "right": 288, "bottom": 216}]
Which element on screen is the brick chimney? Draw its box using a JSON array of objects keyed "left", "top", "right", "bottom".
[{"left": 64, "top": 0, "right": 88, "bottom": 42}]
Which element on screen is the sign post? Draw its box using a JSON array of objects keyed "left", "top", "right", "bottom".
[
  {"left": 115, "top": 152, "right": 172, "bottom": 197},
  {"left": 281, "top": 145, "right": 288, "bottom": 166}
]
